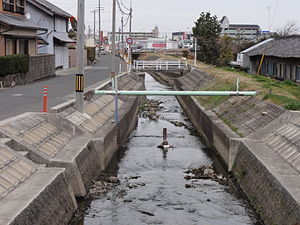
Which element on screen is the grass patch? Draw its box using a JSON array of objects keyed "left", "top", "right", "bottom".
[
  {"left": 221, "top": 117, "right": 243, "bottom": 137},
  {"left": 263, "top": 94, "right": 300, "bottom": 110},
  {"left": 197, "top": 78, "right": 236, "bottom": 109},
  {"left": 141, "top": 52, "right": 300, "bottom": 110}
]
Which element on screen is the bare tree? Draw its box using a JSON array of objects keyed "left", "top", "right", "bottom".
[{"left": 275, "top": 20, "right": 299, "bottom": 38}]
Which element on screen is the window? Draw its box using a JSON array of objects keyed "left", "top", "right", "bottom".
[
  {"left": 273, "top": 62, "right": 277, "bottom": 76},
  {"left": 3, "top": 0, "right": 24, "bottom": 14},
  {"left": 296, "top": 66, "right": 300, "bottom": 81},
  {"left": 3, "top": 0, "right": 15, "bottom": 12},
  {"left": 19, "top": 40, "right": 29, "bottom": 55},
  {"left": 16, "top": 0, "right": 25, "bottom": 14},
  {"left": 283, "top": 64, "right": 287, "bottom": 77},
  {"left": 5, "top": 39, "right": 17, "bottom": 55}
]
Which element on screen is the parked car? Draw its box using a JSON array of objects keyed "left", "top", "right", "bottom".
[{"left": 99, "top": 46, "right": 106, "bottom": 55}]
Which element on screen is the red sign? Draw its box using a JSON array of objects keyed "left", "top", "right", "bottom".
[
  {"left": 152, "top": 43, "right": 166, "bottom": 48},
  {"left": 126, "top": 37, "right": 133, "bottom": 45},
  {"left": 70, "top": 17, "right": 77, "bottom": 31}
]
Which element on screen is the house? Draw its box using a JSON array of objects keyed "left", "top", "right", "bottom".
[
  {"left": 26, "top": 0, "right": 74, "bottom": 69},
  {"left": 172, "top": 31, "right": 192, "bottom": 41},
  {"left": 244, "top": 36, "right": 300, "bottom": 81},
  {"left": 108, "top": 26, "right": 159, "bottom": 45},
  {"left": 220, "top": 16, "right": 261, "bottom": 40},
  {"left": 232, "top": 38, "right": 274, "bottom": 68},
  {"left": 0, "top": 0, "right": 47, "bottom": 56}
]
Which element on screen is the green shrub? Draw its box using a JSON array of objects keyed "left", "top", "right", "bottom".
[{"left": 0, "top": 54, "right": 29, "bottom": 76}]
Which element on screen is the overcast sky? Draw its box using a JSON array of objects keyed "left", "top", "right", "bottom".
[{"left": 48, "top": 0, "right": 300, "bottom": 36}]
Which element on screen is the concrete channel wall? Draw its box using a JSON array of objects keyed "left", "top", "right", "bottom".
[
  {"left": 0, "top": 73, "right": 145, "bottom": 225},
  {"left": 150, "top": 69, "right": 300, "bottom": 225}
]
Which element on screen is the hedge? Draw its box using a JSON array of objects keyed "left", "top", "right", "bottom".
[{"left": 0, "top": 54, "right": 29, "bottom": 77}]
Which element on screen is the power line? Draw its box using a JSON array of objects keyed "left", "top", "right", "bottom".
[
  {"left": 120, "top": 0, "right": 130, "bottom": 11},
  {"left": 116, "top": 0, "right": 130, "bottom": 15}
]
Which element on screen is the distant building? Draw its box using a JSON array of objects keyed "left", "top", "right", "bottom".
[
  {"left": 172, "top": 31, "right": 192, "bottom": 41},
  {"left": 241, "top": 36, "right": 300, "bottom": 81},
  {"left": 135, "top": 38, "right": 178, "bottom": 50},
  {"left": 108, "top": 26, "right": 159, "bottom": 44},
  {"left": 220, "top": 16, "right": 261, "bottom": 40}
]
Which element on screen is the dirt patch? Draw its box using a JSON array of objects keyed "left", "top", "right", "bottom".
[{"left": 184, "top": 165, "right": 228, "bottom": 186}]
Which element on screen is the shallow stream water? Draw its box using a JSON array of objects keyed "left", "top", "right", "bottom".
[{"left": 71, "top": 74, "right": 261, "bottom": 225}]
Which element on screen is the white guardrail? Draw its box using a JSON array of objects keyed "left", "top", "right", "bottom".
[{"left": 133, "top": 60, "right": 188, "bottom": 71}]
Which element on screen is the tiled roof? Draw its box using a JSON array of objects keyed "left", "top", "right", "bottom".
[
  {"left": 28, "top": 0, "right": 72, "bottom": 18},
  {"left": 53, "top": 32, "right": 75, "bottom": 43},
  {"left": 246, "top": 35, "right": 300, "bottom": 58},
  {"left": 0, "top": 12, "right": 47, "bottom": 30}
]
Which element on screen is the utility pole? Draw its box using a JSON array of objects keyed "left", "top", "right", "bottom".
[
  {"left": 75, "top": 0, "right": 85, "bottom": 112},
  {"left": 128, "top": 4, "right": 132, "bottom": 69},
  {"left": 111, "top": 0, "right": 119, "bottom": 128},
  {"left": 118, "top": 27, "right": 121, "bottom": 53},
  {"left": 93, "top": 9, "right": 96, "bottom": 45},
  {"left": 121, "top": 16, "right": 124, "bottom": 56},
  {"left": 98, "top": 0, "right": 101, "bottom": 47},
  {"left": 111, "top": 0, "right": 116, "bottom": 85},
  {"left": 194, "top": 37, "right": 197, "bottom": 67}
]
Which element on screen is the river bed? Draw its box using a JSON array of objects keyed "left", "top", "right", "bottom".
[{"left": 70, "top": 74, "right": 261, "bottom": 225}]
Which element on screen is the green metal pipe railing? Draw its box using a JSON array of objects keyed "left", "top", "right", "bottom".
[{"left": 94, "top": 90, "right": 257, "bottom": 96}]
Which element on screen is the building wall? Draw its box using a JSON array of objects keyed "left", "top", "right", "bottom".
[
  {"left": 250, "top": 56, "right": 300, "bottom": 81},
  {"left": 54, "top": 45, "right": 69, "bottom": 69},
  {"left": 54, "top": 16, "right": 68, "bottom": 32},
  {"left": 0, "top": 34, "right": 5, "bottom": 56},
  {"left": 69, "top": 48, "right": 87, "bottom": 68},
  {"left": 224, "top": 28, "right": 260, "bottom": 40},
  {"left": 26, "top": 3, "right": 54, "bottom": 54},
  {"left": 27, "top": 3, "right": 70, "bottom": 69},
  {"left": 26, "top": 54, "right": 55, "bottom": 82}
]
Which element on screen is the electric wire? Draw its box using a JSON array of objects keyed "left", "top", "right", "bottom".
[
  {"left": 116, "top": 0, "right": 130, "bottom": 15},
  {"left": 120, "top": 0, "right": 130, "bottom": 11}
]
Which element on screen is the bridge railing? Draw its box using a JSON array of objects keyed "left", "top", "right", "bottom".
[{"left": 133, "top": 60, "right": 188, "bottom": 71}]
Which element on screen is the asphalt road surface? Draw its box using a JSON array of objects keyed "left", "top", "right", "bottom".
[{"left": 0, "top": 53, "right": 125, "bottom": 121}]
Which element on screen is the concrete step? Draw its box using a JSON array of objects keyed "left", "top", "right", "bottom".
[{"left": 0, "top": 143, "right": 77, "bottom": 225}]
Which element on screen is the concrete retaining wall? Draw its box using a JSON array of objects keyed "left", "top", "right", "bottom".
[
  {"left": 153, "top": 69, "right": 300, "bottom": 225},
  {"left": 26, "top": 54, "right": 55, "bottom": 83},
  {"left": 0, "top": 54, "right": 55, "bottom": 87},
  {"left": 174, "top": 86, "right": 240, "bottom": 170},
  {"left": 232, "top": 140, "right": 300, "bottom": 225},
  {"left": 0, "top": 140, "right": 77, "bottom": 225},
  {"left": 0, "top": 72, "right": 145, "bottom": 225}
]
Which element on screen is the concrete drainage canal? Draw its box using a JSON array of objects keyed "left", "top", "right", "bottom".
[{"left": 70, "top": 74, "right": 262, "bottom": 225}]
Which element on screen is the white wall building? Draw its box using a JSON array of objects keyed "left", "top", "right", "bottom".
[
  {"left": 220, "top": 16, "right": 261, "bottom": 40},
  {"left": 26, "top": 0, "right": 74, "bottom": 69},
  {"left": 135, "top": 38, "right": 178, "bottom": 50}
]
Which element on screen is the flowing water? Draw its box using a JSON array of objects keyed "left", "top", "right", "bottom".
[{"left": 71, "top": 74, "right": 261, "bottom": 225}]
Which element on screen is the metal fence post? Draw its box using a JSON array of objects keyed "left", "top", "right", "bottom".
[{"left": 179, "top": 60, "right": 181, "bottom": 69}]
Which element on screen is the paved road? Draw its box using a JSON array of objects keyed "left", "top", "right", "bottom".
[{"left": 0, "top": 53, "right": 125, "bottom": 121}]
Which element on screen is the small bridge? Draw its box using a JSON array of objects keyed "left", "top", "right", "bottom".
[{"left": 133, "top": 60, "right": 188, "bottom": 71}]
